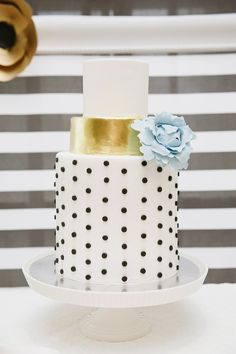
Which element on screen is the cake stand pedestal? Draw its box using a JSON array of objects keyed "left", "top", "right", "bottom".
[{"left": 23, "top": 252, "right": 207, "bottom": 342}]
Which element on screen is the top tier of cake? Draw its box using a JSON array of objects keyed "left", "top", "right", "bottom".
[
  {"left": 83, "top": 60, "right": 149, "bottom": 119},
  {"left": 71, "top": 60, "right": 149, "bottom": 155}
]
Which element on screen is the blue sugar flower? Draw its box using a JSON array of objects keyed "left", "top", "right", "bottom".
[{"left": 131, "top": 112, "right": 196, "bottom": 170}]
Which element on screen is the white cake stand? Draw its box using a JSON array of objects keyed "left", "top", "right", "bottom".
[{"left": 23, "top": 252, "right": 207, "bottom": 342}]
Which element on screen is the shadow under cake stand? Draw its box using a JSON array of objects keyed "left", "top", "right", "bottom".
[{"left": 23, "top": 252, "right": 207, "bottom": 342}]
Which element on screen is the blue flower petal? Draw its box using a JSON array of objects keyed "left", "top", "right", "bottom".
[{"left": 140, "top": 145, "right": 155, "bottom": 160}]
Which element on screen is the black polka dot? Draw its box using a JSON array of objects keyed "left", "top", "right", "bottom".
[
  {"left": 60, "top": 255, "right": 64, "bottom": 260},
  {"left": 169, "top": 245, "right": 173, "bottom": 251},
  {"left": 157, "top": 166, "right": 162, "bottom": 172},
  {"left": 157, "top": 256, "right": 162, "bottom": 262},
  {"left": 122, "top": 261, "right": 127, "bottom": 267},
  {"left": 56, "top": 242, "right": 59, "bottom": 247},
  {"left": 141, "top": 215, "right": 147, "bottom": 221},
  {"left": 103, "top": 160, "right": 109, "bottom": 166},
  {"left": 61, "top": 204, "right": 65, "bottom": 210},
  {"left": 55, "top": 173, "right": 58, "bottom": 179},
  {"left": 61, "top": 186, "right": 65, "bottom": 191},
  {"left": 157, "top": 272, "right": 163, "bottom": 278},
  {"left": 122, "top": 243, "right": 127, "bottom": 249},
  {"left": 71, "top": 249, "right": 76, "bottom": 255},
  {"left": 101, "top": 269, "right": 107, "bottom": 275},
  {"left": 142, "top": 177, "right": 148, "bottom": 183},
  {"left": 121, "top": 168, "right": 127, "bottom": 174},
  {"left": 86, "top": 207, "right": 91, "bottom": 213},
  {"left": 85, "top": 275, "right": 91, "bottom": 280},
  {"left": 61, "top": 167, "right": 65, "bottom": 172},
  {"left": 56, "top": 208, "right": 59, "bottom": 214},
  {"left": 140, "top": 268, "right": 146, "bottom": 274},
  {"left": 157, "top": 205, "right": 163, "bottom": 211},
  {"left": 72, "top": 213, "right": 77, "bottom": 218},
  {"left": 175, "top": 233, "right": 178, "bottom": 238},
  {"left": 169, "top": 227, "right": 173, "bottom": 233},
  {"left": 60, "top": 269, "right": 64, "bottom": 275},
  {"left": 56, "top": 157, "right": 58, "bottom": 163},
  {"left": 176, "top": 265, "right": 179, "bottom": 270},
  {"left": 72, "top": 195, "right": 77, "bottom": 201},
  {"left": 158, "top": 223, "right": 163, "bottom": 229},
  {"left": 178, "top": 172, "right": 180, "bottom": 176},
  {"left": 121, "top": 226, "right": 127, "bottom": 233},
  {"left": 122, "top": 188, "right": 127, "bottom": 194},
  {"left": 102, "top": 253, "right": 107, "bottom": 259},
  {"left": 56, "top": 191, "right": 59, "bottom": 196},
  {"left": 141, "top": 197, "right": 147, "bottom": 203},
  {"left": 61, "top": 222, "right": 65, "bottom": 227},
  {"left": 142, "top": 160, "right": 147, "bottom": 166},
  {"left": 102, "top": 235, "right": 108, "bottom": 241},
  {"left": 141, "top": 251, "right": 146, "bottom": 257},
  {"left": 102, "top": 216, "right": 108, "bottom": 222},
  {"left": 54, "top": 214, "right": 56, "bottom": 220},
  {"left": 175, "top": 249, "right": 178, "bottom": 255},
  {"left": 56, "top": 226, "right": 59, "bottom": 231},
  {"left": 157, "top": 187, "right": 162, "bottom": 192},
  {"left": 102, "top": 197, "right": 108, "bottom": 203},
  {"left": 104, "top": 177, "right": 109, "bottom": 183},
  {"left": 85, "top": 259, "right": 91, "bottom": 265},
  {"left": 72, "top": 176, "right": 77, "bottom": 182},
  {"left": 71, "top": 232, "right": 76, "bottom": 238},
  {"left": 141, "top": 233, "right": 147, "bottom": 239},
  {"left": 168, "top": 176, "right": 172, "bottom": 181},
  {"left": 86, "top": 225, "right": 91, "bottom": 230},
  {"left": 169, "top": 211, "right": 173, "bottom": 216},
  {"left": 168, "top": 194, "right": 173, "bottom": 199},
  {"left": 53, "top": 182, "right": 56, "bottom": 187},
  {"left": 85, "top": 243, "right": 91, "bottom": 249},
  {"left": 157, "top": 239, "right": 163, "bottom": 245},
  {"left": 71, "top": 266, "right": 76, "bottom": 272},
  {"left": 175, "top": 201, "right": 178, "bottom": 206},
  {"left": 121, "top": 207, "right": 127, "bottom": 213},
  {"left": 86, "top": 188, "right": 91, "bottom": 194},
  {"left": 87, "top": 168, "right": 92, "bottom": 174},
  {"left": 169, "top": 262, "right": 173, "bottom": 268},
  {"left": 122, "top": 276, "right": 127, "bottom": 282},
  {"left": 72, "top": 160, "right": 77, "bottom": 165},
  {"left": 175, "top": 183, "right": 178, "bottom": 189},
  {"left": 175, "top": 216, "right": 178, "bottom": 222}
]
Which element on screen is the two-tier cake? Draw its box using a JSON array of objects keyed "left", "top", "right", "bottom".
[{"left": 54, "top": 59, "right": 194, "bottom": 285}]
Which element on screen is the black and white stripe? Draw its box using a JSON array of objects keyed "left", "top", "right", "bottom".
[{"left": 0, "top": 7, "right": 236, "bottom": 286}]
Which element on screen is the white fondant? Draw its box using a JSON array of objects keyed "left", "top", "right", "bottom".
[
  {"left": 55, "top": 153, "right": 179, "bottom": 285},
  {"left": 83, "top": 60, "right": 148, "bottom": 118}
]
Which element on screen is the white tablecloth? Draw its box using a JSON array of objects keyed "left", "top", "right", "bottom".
[{"left": 0, "top": 285, "right": 235, "bottom": 354}]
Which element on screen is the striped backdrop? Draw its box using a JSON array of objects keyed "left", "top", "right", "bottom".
[{"left": 0, "top": 2, "right": 236, "bottom": 286}]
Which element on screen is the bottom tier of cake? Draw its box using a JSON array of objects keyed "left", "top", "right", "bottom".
[{"left": 54, "top": 152, "right": 179, "bottom": 285}]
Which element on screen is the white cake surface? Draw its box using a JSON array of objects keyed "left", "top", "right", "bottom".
[
  {"left": 55, "top": 152, "right": 179, "bottom": 285},
  {"left": 83, "top": 59, "right": 148, "bottom": 118}
]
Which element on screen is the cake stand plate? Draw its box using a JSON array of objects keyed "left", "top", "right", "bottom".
[{"left": 23, "top": 252, "right": 207, "bottom": 342}]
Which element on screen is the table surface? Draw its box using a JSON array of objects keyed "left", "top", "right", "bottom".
[{"left": 0, "top": 284, "right": 235, "bottom": 354}]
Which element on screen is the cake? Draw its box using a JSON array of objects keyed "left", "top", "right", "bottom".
[{"left": 54, "top": 59, "right": 195, "bottom": 286}]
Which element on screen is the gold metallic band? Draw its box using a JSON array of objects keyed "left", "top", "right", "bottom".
[{"left": 70, "top": 117, "right": 142, "bottom": 155}]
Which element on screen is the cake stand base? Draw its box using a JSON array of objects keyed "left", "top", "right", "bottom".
[
  {"left": 23, "top": 252, "right": 207, "bottom": 342},
  {"left": 79, "top": 308, "right": 150, "bottom": 342}
]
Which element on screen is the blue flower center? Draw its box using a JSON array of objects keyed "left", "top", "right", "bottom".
[{"left": 155, "top": 124, "right": 181, "bottom": 149}]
